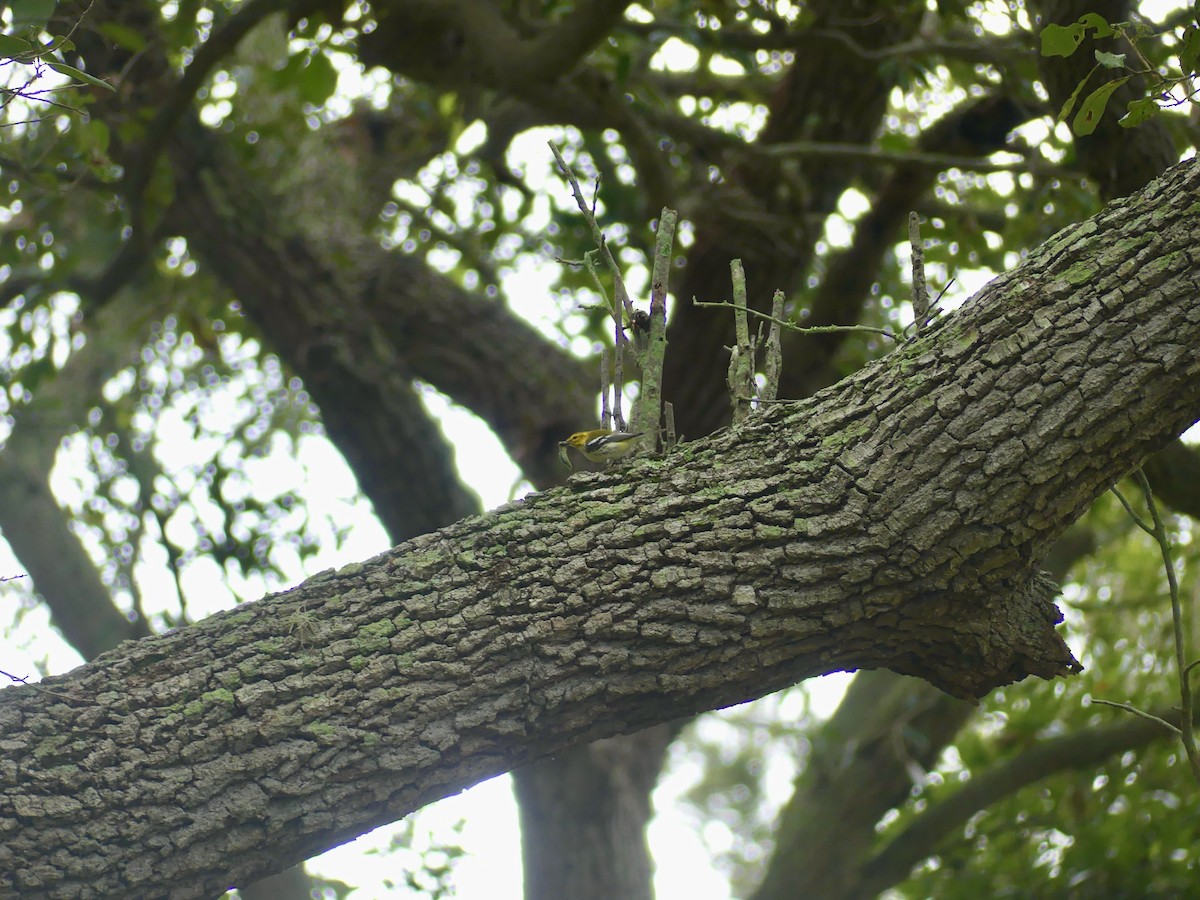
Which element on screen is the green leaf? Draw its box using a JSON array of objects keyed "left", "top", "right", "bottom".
[
  {"left": 1072, "top": 76, "right": 1130, "bottom": 135},
  {"left": 97, "top": 21, "right": 148, "bottom": 52},
  {"left": 0, "top": 34, "right": 34, "bottom": 59},
  {"left": 1118, "top": 97, "right": 1160, "bottom": 128},
  {"left": 1040, "top": 22, "right": 1085, "bottom": 58},
  {"left": 1076, "top": 13, "right": 1114, "bottom": 38},
  {"left": 1040, "top": 14, "right": 1116, "bottom": 58},
  {"left": 1180, "top": 25, "right": 1200, "bottom": 77},
  {"left": 1094, "top": 50, "right": 1125, "bottom": 68},
  {"left": 1057, "top": 71, "right": 1094, "bottom": 122},
  {"left": 44, "top": 60, "right": 116, "bottom": 91},
  {"left": 11, "top": 0, "right": 57, "bottom": 29}
]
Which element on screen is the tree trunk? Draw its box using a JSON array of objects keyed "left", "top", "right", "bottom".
[{"left": 513, "top": 725, "right": 674, "bottom": 900}]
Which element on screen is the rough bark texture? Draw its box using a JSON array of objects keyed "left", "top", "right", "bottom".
[
  {"left": 752, "top": 514, "right": 1100, "bottom": 900},
  {"left": 3, "top": 156, "right": 1200, "bottom": 896}
]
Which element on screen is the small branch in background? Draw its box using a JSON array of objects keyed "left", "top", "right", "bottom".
[
  {"left": 1109, "top": 473, "right": 1200, "bottom": 784},
  {"left": 663, "top": 402, "right": 677, "bottom": 452},
  {"left": 392, "top": 196, "right": 503, "bottom": 289},
  {"left": 600, "top": 350, "right": 612, "bottom": 431},
  {"left": 727, "top": 259, "right": 755, "bottom": 425},
  {"left": 693, "top": 298, "right": 900, "bottom": 341},
  {"left": 1133, "top": 469, "right": 1200, "bottom": 784},
  {"left": 1088, "top": 699, "right": 1180, "bottom": 735},
  {"left": 757, "top": 138, "right": 1038, "bottom": 174},
  {"left": 612, "top": 311, "right": 627, "bottom": 432},
  {"left": 124, "top": 0, "right": 286, "bottom": 238},
  {"left": 761, "top": 289, "right": 784, "bottom": 403},
  {"left": 549, "top": 141, "right": 634, "bottom": 323},
  {"left": 909, "top": 211, "right": 930, "bottom": 331},
  {"left": 631, "top": 207, "right": 677, "bottom": 448}
]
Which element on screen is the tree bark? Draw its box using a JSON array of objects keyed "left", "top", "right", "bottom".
[
  {"left": 751, "top": 514, "right": 1100, "bottom": 900},
  {"left": 3, "top": 155, "right": 1200, "bottom": 896}
]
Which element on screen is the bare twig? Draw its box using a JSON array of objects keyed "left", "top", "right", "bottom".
[
  {"left": 630, "top": 207, "right": 676, "bottom": 446},
  {"left": 549, "top": 141, "right": 634, "bottom": 323},
  {"left": 909, "top": 212, "right": 930, "bottom": 331},
  {"left": 727, "top": 259, "right": 754, "bottom": 424},
  {"left": 1132, "top": 468, "right": 1200, "bottom": 783},
  {"left": 599, "top": 349, "right": 611, "bottom": 431},
  {"left": 1110, "top": 483, "right": 1154, "bottom": 535},
  {"left": 693, "top": 297, "right": 900, "bottom": 340},
  {"left": 761, "top": 289, "right": 784, "bottom": 403},
  {"left": 1, "top": 668, "right": 97, "bottom": 703},
  {"left": 1088, "top": 699, "right": 1181, "bottom": 735}
]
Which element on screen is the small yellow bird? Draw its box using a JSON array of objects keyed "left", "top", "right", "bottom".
[{"left": 559, "top": 429, "right": 645, "bottom": 467}]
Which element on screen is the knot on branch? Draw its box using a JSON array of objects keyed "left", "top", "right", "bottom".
[{"left": 887, "top": 571, "right": 1083, "bottom": 701}]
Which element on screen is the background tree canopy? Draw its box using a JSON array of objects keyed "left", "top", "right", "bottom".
[{"left": 1, "top": 0, "right": 1199, "bottom": 897}]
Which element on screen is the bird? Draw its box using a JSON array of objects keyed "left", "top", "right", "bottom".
[{"left": 558, "top": 429, "right": 645, "bottom": 467}]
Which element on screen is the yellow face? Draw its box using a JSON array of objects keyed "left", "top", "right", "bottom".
[{"left": 564, "top": 431, "right": 597, "bottom": 449}]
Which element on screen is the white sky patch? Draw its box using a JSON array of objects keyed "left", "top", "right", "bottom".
[
  {"left": 709, "top": 54, "right": 746, "bottom": 77},
  {"left": 651, "top": 37, "right": 700, "bottom": 72}
]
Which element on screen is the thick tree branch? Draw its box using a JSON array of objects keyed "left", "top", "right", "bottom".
[
  {"left": 1142, "top": 440, "right": 1200, "bottom": 520},
  {"left": 161, "top": 121, "right": 593, "bottom": 498},
  {"left": 4, "top": 158, "right": 1200, "bottom": 895},
  {"left": 752, "top": 512, "right": 1105, "bottom": 900},
  {"left": 368, "top": 255, "right": 596, "bottom": 490},
  {"left": 514, "top": 724, "right": 676, "bottom": 900},
  {"left": 362, "top": 0, "right": 633, "bottom": 93},
  {"left": 165, "top": 123, "right": 481, "bottom": 540}
]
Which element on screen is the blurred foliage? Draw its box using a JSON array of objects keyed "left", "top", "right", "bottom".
[{"left": 365, "top": 816, "right": 469, "bottom": 899}]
